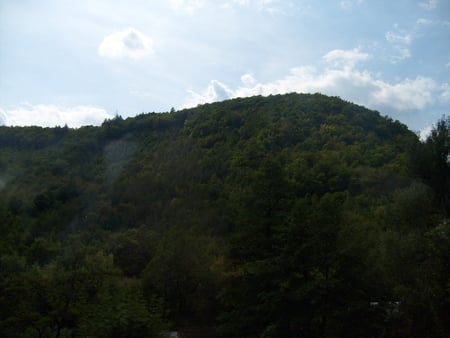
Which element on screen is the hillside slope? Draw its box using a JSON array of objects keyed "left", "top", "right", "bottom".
[{"left": 0, "top": 93, "right": 448, "bottom": 337}]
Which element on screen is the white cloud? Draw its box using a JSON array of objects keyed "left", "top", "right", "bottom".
[
  {"left": 232, "top": 66, "right": 376, "bottom": 100},
  {"left": 323, "top": 48, "right": 369, "bottom": 68},
  {"left": 440, "top": 83, "right": 450, "bottom": 102},
  {"left": 183, "top": 48, "right": 440, "bottom": 114},
  {"left": 417, "top": 18, "right": 433, "bottom": 25},
  {"left": 385, "top": 31, "right": 412, "bottom": 45},
  {"left": 419, "top": 0, "right": 438, "bottom": 10},
  {"left": 241, "top": 73, "right": 257, "bottom": 87},
  {"left": 222, "top": 0, "right": 287, "bottom": 14},
  {"left": 0, "top": 108, "right": 7, "bottom": 126},
  {"left": 223, "top": 0, "right": 250, "bottom": 6},
  {"left": 183, "top": 80, "right": 234, "bottom": 108},
  {"left": 169, "top": 0, "right": 205, "bottom": 13},
  {"left": 417, "top": 18, "right": 450, "bottom": 26},
  {"left": 385, "top": 30, "right": 412, "bottom": 62},
  {"left": 370, "top": 77, "right": 436, "bottom": 110},
  {"left": 0, "top": 104, "right": 113, "bottom": 128},
  {"left": 419, "top": 125, "right": 433, "bottom": 141},
  {"left": 98, "top": 28, "right": 154, "bottom": 60}
]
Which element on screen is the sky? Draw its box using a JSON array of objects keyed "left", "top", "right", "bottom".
[{"left": 0, "top": 0, "right": 449, "bottom": 136}]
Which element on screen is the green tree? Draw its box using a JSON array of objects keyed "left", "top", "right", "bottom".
[
  {"left": 421, "top": 116, "right": 450, "bottom": 215},
  {"left": 79, "top": 281, "right": 164, "bottom": 338},
  {"left": 1, "top": 246, "right": 122, "bottom": 337},
  {"left": 142, "top": 228, "right": 220, "bottom": 327},
  {"left": 112, "top": 227, "right": 159, "bottom": 277}
]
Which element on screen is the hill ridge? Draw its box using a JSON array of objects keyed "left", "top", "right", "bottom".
[{"left": 1, "top": 93, "right": 449, "bottom": 338}]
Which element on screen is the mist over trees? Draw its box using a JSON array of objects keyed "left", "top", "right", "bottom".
[{"left": 0, "top": 93, "right": 449, "bottom": 337}]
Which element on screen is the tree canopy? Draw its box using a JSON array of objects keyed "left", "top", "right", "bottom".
[{"left": 0, "top": 93, "right": 448, "bottom": 337}]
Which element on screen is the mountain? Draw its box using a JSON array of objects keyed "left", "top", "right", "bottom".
[{"left": 0, "top": 93, "right": 449, "bottom": 337}]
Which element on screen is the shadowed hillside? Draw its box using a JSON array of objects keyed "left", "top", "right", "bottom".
[{"left": 1, "top": 93, "right": 449, "bottom": 337}]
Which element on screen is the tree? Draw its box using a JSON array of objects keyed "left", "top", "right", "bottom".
[
  {"left": 112, "top": 227, "right": 159, "bottom": 277},
  {"left": 79, "top": 281, "right": 164, "bottom": 338},
  {"left": 142, "top": 228, "right": 220, "bottom": 326},
  {"left": 423, "top": 116, "right": 450, "bottom": 215},
  {"left": 0, "top": 244, "right": 123, "bottom": 338}
]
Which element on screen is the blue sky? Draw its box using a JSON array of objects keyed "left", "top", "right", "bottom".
[{"left": 0, "top": 0, "right": 449, "bottom": 135}]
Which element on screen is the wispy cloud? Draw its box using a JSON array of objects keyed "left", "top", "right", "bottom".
[
  {"left": 419, "top": 0, "right": 438, "bottom": 10},
  {"left": 416, "top": 17, "right": 450, "bottom": 26},
  {"left": 340, "top": 0, "right": 364, "bottom": 10},
  {"left": 168, "top": 0, "right": 205, "bottom": 13},
  {"left": 221, "top": 0, "right": 289, "bottom": 14},
  {"left": 0, "top": 104, "right": 113, "bottom": 128},
  {"left": 385, "top": 31, "right": 412, "bottom": 45},
  {"left": 98, "top": 28, "right": 154, "bottom": 60},
  {"left": 416, "top": 18, "right": 433, "bottom": 25},
  {"left": 385, "top": 30, "right": 412, "bottom": 62},
  {"left": 340, "top": 1, "right": 353, "bottom": 9}
]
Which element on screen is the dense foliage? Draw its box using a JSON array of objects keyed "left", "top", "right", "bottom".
[{"left": 1, "top": 93, "right": 449, "bottom": 337}]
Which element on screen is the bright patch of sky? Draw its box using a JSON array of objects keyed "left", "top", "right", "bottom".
[{"left": 0, "top": 0, "right": 449, "bottom": 134}]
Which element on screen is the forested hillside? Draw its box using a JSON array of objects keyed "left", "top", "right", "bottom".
[{"left": 1, "top": 93, "right": 449, "bottom": 338}]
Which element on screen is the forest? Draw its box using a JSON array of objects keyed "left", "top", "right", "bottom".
[{"left": 0, "top": 93, "right": 449, "bottom": 338}]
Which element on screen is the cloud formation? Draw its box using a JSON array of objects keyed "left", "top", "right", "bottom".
[
  {"left": 241, "top": 74, "right": 257, "bottom": 87},
  {"left": 184, "top": 80, "right": 233, "bottom": 108},
  {"left": 340, "top": 0, "right": 364, "bottom": 10},
  {"left": 0, "top": 104, "right": 113, "bottom": 128},
  {"left": 169, "top": 0, "right": 205, "bottom": 13},
  {"left": 371, "top": 77, "right": 436, "bottom": 110},
  {"left": 417, "top": 18, "right": 433, "bottom": 25},
  {"left": 221, "top": 0, "right": 290, "bottom": 14},
  {"left": 98, "top": 28, "right": 154, "bottom": 60},
  {"left": 323, "top": 48, "right": 369, "bottom": 68},
  {"left": 419, "top": 0, "right": 438, "bottom": 10},
  {"left": 385, "top": 30, "right": 412, "bottom": 62},
  {"left": 183, "top": 48, "right": 448, "bottom": 115},
  {"left": 441, "top": 83, "right": 450, "bottom": 102},
  {"left": 0, "top": 109, "right": 7, "bottom": 126}
]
